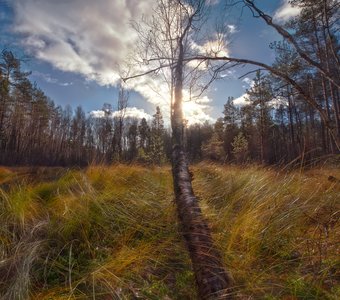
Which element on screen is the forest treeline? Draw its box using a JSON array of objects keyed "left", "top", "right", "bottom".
[
  {"left": 0, "top": 0, "right": 339, "bottom": 166},
  {"left": 0, "top": 53, "right": 170, "bottom": 166}
]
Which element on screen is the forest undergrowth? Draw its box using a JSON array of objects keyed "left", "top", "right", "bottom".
[{"left": 0, "top": 163, "right": 339, "bottom": 299}]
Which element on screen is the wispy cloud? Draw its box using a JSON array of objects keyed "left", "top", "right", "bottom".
[
  {"left": 220, "top": 70, "right": 235, "bottom": 79},
  {"left": 227, "top": 24, "right": 237, "bottom": 34},
  {"left": 31, "top": 71, "right": 73, "bottom": 86},
  {"left": 274, "top": 0, "right": 301, "bottom": 22}
]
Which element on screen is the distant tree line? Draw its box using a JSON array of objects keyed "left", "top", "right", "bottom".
[
  {"left": 203, "top": 68, "right": 340, "bottom": 165},
  {"left": 0, "top": 50, "right": 339, "bottom": 166},
  {"left": 0, "top": 0, "right": 339, "bottom": 166},
  {"left": 202, "top": 0, "right": 340, "bottom": 164},
  {"left": 0, "top": 50, "right": 171, "bottom": 166}
]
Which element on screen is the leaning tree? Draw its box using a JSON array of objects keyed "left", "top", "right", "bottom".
[
  {"left": 123, "top": 0, "right": 340, "bottom": 297},
  {"left": 123, "top": 0, "right": 233, "bottom": 299}
]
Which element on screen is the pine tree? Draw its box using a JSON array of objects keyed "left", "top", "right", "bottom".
[
  {"left": 246, "top": 71, "right": 273, "bottom": 163},
  {"left": 202, "top": 120, "right": 226, "bottom": 162},
  {"left": 232, "top": 132, "right": 249, "bottom": 164},
  {"left": 149, "top": 106, "right": 165, "bottom": 165},
  {"left": 223, "top": 97, "right": 240, "bottom": 160}
]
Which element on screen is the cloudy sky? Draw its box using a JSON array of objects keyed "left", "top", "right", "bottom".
[{"left": 0, "top": 0, "right": 300, "bottom": 124}]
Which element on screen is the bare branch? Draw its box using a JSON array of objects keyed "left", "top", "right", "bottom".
[
  {"left": 121, "top": 62, "right": 175, "bottom": 82},
  {"left": 238, "top": 68, "right": 266, "bottom": 79},
  {"left": 243, "top": 0, "right": 340, "bottom": 89}
]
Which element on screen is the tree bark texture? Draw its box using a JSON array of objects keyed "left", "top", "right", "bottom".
[
  {"left": 170, "top": 16, "right": 232, "bottom": 295},
  {"left": 171, "top": 145, "right": 232, "bottom": 299}
]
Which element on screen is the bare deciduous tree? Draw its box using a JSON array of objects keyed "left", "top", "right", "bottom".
[{"left": 124, "top": 0, "right": 233, "bottom": 298}]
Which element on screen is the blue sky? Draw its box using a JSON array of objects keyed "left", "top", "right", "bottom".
[{"left": 0, "top": 0, "right": 300, "bottom": 123}]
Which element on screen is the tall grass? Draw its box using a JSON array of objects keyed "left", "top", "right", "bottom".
[
  {"left": 194, "top": 163, "right": 340, "bottom": 299},
  {"left": 0, "top": 163, "right": 339, "bottom": 299}
]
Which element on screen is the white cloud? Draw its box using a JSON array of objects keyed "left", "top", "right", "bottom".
[
  {"left": 233, "top": 93, "right": 249, "bottom": 106},
  {"left": 220, "top": 70, "right": 235, "bottom": 79},
  {"left": 234, "top": 94, "right": 288, "bottom": 108},
  {"left": 187, "top": 36, "right": 229, "bottom": 73},
  {"left": 191, "top": 37, "right": 229, "bottom": 58},
  {"left": 114, "top": 107, "right": 152, "bottom": 120},
  {"left": 274, "top": 0, "right": 301, "bottom": 22},
  {"left": 183, "top": 100, "right": 215, "bottom": 124},
  {"left": 269, "top": 96, "right": 288, "bottom": 109},
  {"left": 91, "top": 107, "right": 152, "bottom": 120},
  {"left": 227, "top": 24, "right": 237, "bottom": 34},
  {"left": 13, "top": 0, "right": 154, "bottom": 85},
  {"left": 12, "top": 0, "right": 217, "bottom": 125},
  {"left": 90, "top": 110, "right": 107, "bottom": 118},
  {"left": 241, "top": 77, "right": 255, "bottom": 89}
]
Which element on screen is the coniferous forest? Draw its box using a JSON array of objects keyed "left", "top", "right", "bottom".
[
  {"left": 0, "top": 0, "right": 339, "bottom": 166},
  {"left": 1, "top": 40, "right": 340, "bottom": 166}
]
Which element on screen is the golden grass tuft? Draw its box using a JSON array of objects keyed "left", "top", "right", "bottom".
[
  {"left": 0, "top": 163, "right": 339, "bottom": 299},
  {"left": 193, "top": 163, "right": 340, "bottom": 299}
]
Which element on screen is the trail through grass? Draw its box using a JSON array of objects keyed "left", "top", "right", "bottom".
[{"left": 0, "top": 164, "right": 339, "bottom": 299}]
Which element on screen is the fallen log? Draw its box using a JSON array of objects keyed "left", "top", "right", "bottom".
[{"left": 172, "top": 145, "right": 233, "bottom": 299}]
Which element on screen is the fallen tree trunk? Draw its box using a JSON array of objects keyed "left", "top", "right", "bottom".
[{"left": 172, "top": 145, "right": 232, "bottom": 299}]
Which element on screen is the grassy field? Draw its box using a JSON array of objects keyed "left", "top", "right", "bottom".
[{"left": 0, "top": 163, "right": 339, "bottom": 299}]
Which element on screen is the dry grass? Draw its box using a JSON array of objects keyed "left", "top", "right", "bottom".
[
  {"left": 0, "top": 163, "right": 339, "bottom": 299},
  {"left": 194, "top": 163, "right": 340, "bottom": 299}
]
